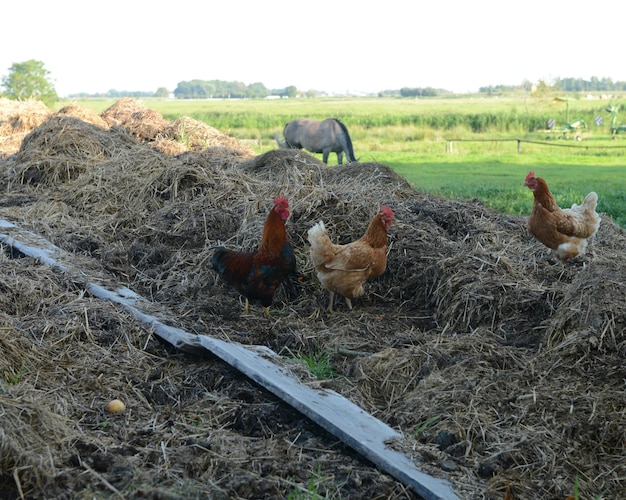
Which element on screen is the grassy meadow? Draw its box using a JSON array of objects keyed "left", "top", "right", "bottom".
[{"left": 62, "top": 96, "right": 626, "bottom": 226}]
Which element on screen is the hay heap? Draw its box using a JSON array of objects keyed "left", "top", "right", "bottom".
[
  {"left": 0, "top": 99, "right": 624, "bottom": 499},
  {"left": 0, "top": 98, "right": 50, "bottom": 158}
]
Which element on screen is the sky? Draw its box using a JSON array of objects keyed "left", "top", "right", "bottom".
[{"left": 2, "top": 1, "right": 623, "bottom": 97}]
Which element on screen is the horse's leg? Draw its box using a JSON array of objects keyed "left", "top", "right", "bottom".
[
  {"left": 336, "top": 152, "right": 343, "bottom": 165},
  {"left": 322, "top": 150, "right": 330, "bottom": 164}
]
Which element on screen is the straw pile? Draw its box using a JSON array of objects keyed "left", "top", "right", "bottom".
[
  {"left": 0, "top": 98, "right": 50, "bottom": 158},
  {"left": 0, "top": 98, "right": 624, "bottom": 499}
]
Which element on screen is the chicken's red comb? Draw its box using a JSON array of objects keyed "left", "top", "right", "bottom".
[
  {"left": 273, "top": 196, "right": 289, "bottom": 207},
  {"left": 525, "top": 171, "right": 535, "bottom": 182},
  {"left": 380, "top": 205, "right": 394, "bottom": 218}
]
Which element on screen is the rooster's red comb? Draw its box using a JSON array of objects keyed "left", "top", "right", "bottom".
[
  {"left": 273, "top": 196, "right": 289, "bottom": 207},
  {"left": 380, "top": 206, "right": 394, "bottom": 218},
  {"left": 525, "top": 171, "right": 536, "bottom": 182}
]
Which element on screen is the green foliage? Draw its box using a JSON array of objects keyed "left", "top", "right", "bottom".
[
  {"left": 556, "top": 76, "right": 626, "bottom": 92},
  {"left": 479, "top": 76, "right": 626, "bottom": 94},
  {"left": 531, "top": 79, "right": 556, "bottom": 99},
  {"left": 68, "top": 95, "right": 626, "bottom": 136},
  {"left": 287, "top": 465, "right": 336, "bottom": 500},
  {"left": 287, "top": 474, "right": 322, "bottom": 500},
  {"left": 247, "top": 82, "right": 270, "bottom": 98},
  {"left": 400, "top": 86, "right": 439, "bottom": 97},
  {"left": 283, "top": 86, "right": 298, "bottom": 98},
  {"left": 117, "top": 96, "right": 622, "bottom": 136},
  {"left": 173, "top": 79, "right": 271, "bottom": 99},
  {"left": 2, "top": 363, "right": 27, "bottom": 385},
  {"left": 479, "top": 83, "right": 520, "bottom": 95},
  {"left": 388, "top": 156, "right": 626, "bottom": 228},
  {"left": 304, "top": 352, "right": 335, "bottom": 380},
  {"left": 298, "top": 348, "right": 336, "bottom": 380},
  {"left": 573, "top": 474, "right": 579, "bottom": 499},
  {"left": 69, "top": 89, "right": 155, "bottom": 99},
  {"left": 1, "top": 59, "right": 58, "bottom": 105},
  {"left": 413, "top": 415, "right": 441, "bottom": 436}
]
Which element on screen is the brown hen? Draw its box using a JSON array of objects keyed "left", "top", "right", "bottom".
[
  {"left": 308, "top": 206, "right": 394, "bottom": 311},
  {"left": 525, "top": 171, "right": 600, "bottom": 261}
]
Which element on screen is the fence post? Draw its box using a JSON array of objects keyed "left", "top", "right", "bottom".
[
  {"left": 517, "top": 139, "right": 521, "bottom": 154},
  {"left": 448, "top": 140, "right": 453, "bottom": 153}
]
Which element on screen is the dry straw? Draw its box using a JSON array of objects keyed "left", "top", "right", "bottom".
[{"left": 0, "top": 98, "right": 624, "bottom": 499}]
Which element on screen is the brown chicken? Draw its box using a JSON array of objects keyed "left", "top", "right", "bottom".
[
  {"left": 307, "top": 206, "right": 394, "bottom": 312},
  {"left": 524, "top": 171, "right": 600, "bottom": 261},
  {"left": 210, "top": 196, "right": 296, "bottom": 316}
]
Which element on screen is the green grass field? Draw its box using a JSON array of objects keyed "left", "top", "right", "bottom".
[{"left": 62, "top": 96, "right": 626, "bottom": 227}]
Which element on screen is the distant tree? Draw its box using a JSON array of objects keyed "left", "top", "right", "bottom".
[
  {"left": 284, "top": 86, "right": 297, "bottom": 98},
  {"left": 246, "top": 82, "right": 269, "bottom": 98},
  {"left": 478, "top": 84, "right": 519, "bottom": 95},
  {"left": 400, "top": 87, "right": 439, "bottom": 97},
  {"left": 155, "top": 87, "right": 170, "bottom": 98},
  {"left": 229, "top": 81, "right": 248, "bottom": 98},
  {"left": 103, "top": 89, "right": 153, "bottom": 98},
  {"left": 1, "top": 59, "right": 58, "bottom": 105},
  {"left": 532, "top": 79, "right": 555, "bottom": 98},
  {"left": 174, "top": 80, "right": 209, "bottom": 99},
  {"left": 172, "top": 80, "right": 302, "bottom": 99},
  {"left": 553, "top": 76, "right": 626, "bottom": 92}
]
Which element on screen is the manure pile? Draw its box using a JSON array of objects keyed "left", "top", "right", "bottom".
[{"left": 0, "top": 99, "right": 624, "bottom": 499}]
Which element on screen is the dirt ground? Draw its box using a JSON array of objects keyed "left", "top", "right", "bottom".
[{"left": 0, "top": 98, "right": 624, "bottom": 499}]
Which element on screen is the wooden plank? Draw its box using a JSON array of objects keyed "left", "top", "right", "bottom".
[
  {"left": 196, "top": 336, "right": 459, "bottom": 500},
  {"left": 0, "top": 220, "right": 459, "bottom": 500}
]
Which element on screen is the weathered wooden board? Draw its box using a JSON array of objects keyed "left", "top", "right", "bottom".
[{"left": 0, "top": 219, "right": 459, "bottom": 500}]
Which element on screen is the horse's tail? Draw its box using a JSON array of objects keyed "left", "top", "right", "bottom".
[
  {"left": 275, "top": 131, "right": 287, "bottom": 149},
  {"left": 333, "top": 118, "right": 357, "bottom": 162},
  {"left": 281, "top": 121, "right": 299, "bottom": 149}
]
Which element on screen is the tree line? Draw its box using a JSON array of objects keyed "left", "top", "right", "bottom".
[
  {"left": 0, "top": 60, "right": 303, "bottom": 103},
  {"left": 67, "top": 81, "right": 301, "bottom": 100},
  {"left": 554, "top": 76, "right": 626, "bottom": 92},
  {"left": 3, "top": 59, "right": 626, "bottom": 105},
  {"left": 171, "top": 80, "right": 299, "bottom": 99},
  {"left": 398, "top": 87, "right": 445, "bottom": 97},
  {"left": 480, "top": 77, "right": 626, "bottom": 95}
]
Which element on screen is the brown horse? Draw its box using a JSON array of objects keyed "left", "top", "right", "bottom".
[{"left": 278, "top": 118, "right": 357, "bottom": 164}]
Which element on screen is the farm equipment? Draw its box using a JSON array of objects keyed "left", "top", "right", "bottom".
[
  {"left": 543, "top": 119, "right": 588, "bottom": 141},
  {"left": 560, "top": 119, "right": 588, "bottom": 141},
  {"left": 607, "top": 104, "right": 626, "bottom": 138},
  {"left": 542, "top": 97, "right": 588, "bottom": 141}
]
